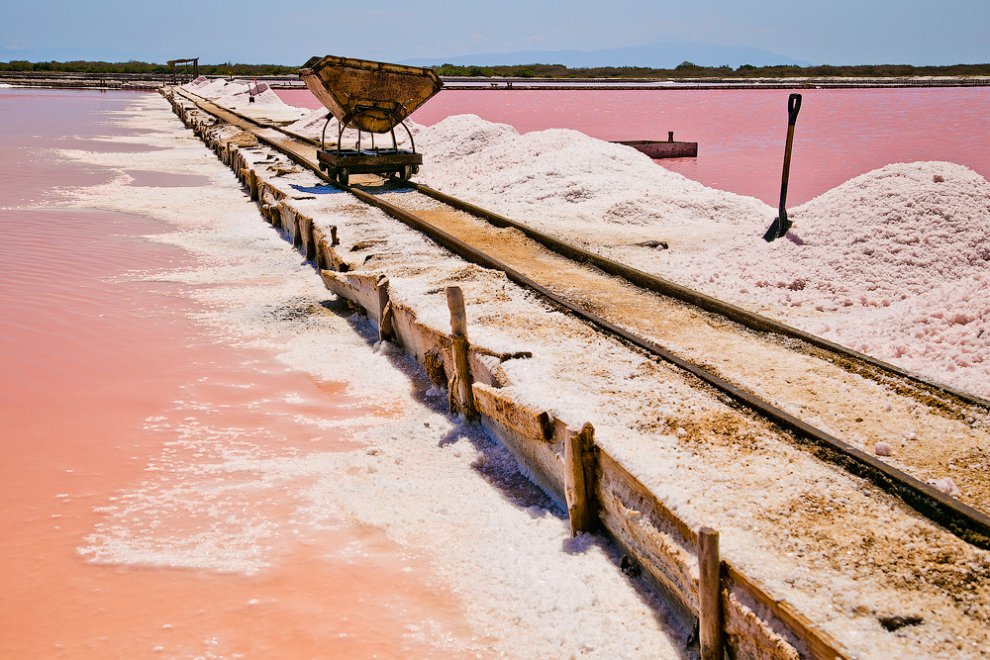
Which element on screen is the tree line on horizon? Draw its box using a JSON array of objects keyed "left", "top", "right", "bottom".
[{"left": 1, "top": 59, "right": 988, "bottom": 78}]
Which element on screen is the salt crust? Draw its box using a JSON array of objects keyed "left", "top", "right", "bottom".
[
  {"left": 58, "top": 96, "right": 685, "bottom": 657},
  {"left": 187, "top": 101, "right": 990, "bottom": 656},
  {"left": 414, "top": 115, "right": 990, "bottom": 399}
]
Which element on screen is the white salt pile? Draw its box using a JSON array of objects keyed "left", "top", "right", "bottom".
[
  {"left": 284, "top": 107, "right": 332, "bottom": 139},
  {"left": 181, "top": 78, "right": 307, "bottom": 124},
  {"left": 416, "top": 115, "right": 770, "bottom": 240},
  {"left": 412, "top": 114, "right": 989, "bottom": 398},
  {"left": 661, "top": 162, "right": 990, "bottom": 397}
]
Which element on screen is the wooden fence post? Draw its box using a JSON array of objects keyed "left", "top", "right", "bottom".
[
  {"left": 698, "top": 526, "right": 724, "bottom": 660},
  {"left": 377, "top": 276, "right": 395, "bottom": 343},
  {"left": 564, "top": 422, "right": 598, "bottom": 535},
  {"left": 446, "top": 286, "right": 475, "bottom": 419}
]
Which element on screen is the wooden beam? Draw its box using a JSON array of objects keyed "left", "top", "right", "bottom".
[
  {"left": 698, "top": 527, "right": 723, "bottom": 660},
  {"left": 565, "top": 423, "right": 598, "bottom": 535},
  {"left": 446, "top": 286, "right": 475, "bottom": 418}
]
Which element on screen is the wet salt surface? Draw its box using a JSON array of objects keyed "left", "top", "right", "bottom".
[
  {"left": 1, "top": 208, "right": 466, "bottom": 657},
  {"left": 126, "top": 169, "right": 212, "bottom": 187},
  {"left": 2, "top": 88, "right": 685, "bottom": 656},
  {"left": 56, "top": 138, "right": 169, "bottom": 152},
  {"left": 0, "top": 93, "right": 478, "bottom": 655}
]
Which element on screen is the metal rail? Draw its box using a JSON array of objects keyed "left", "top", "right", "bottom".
[{"left": 172, "top": 87, "right": 990, "bottom": 549}]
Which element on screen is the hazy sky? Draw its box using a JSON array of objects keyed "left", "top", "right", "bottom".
[{"left": 1, "top": 0, "right": 987, "bottom": 66}]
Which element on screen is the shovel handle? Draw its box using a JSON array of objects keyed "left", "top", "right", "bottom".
[{"left": 787, "top": 93, "right": 802, "bottom": 126}]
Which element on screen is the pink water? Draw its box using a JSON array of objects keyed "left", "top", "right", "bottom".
[
  {"left": 279, "top": 87, "right": 990, "bottom": 205},
  {"left": 0, "top": 89, "right": 472, "bottom": 656}
]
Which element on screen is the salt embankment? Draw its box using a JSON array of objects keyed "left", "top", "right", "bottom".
[
  {"left": 413, "top": 115, "right": 990, "bottom": 398},
  {"left": 56, "top": 93, "right": 687, "bottom": 657},
  {"left": 165, "top": 91, "right": 990, "bottom": 658}
]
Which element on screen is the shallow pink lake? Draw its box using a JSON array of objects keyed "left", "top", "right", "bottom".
[
  {"left": 279, "top": 86, "right": 990, "bottom": 205},
  {"left": 0, "top": 88, "right": 472, "bottom": 657}
]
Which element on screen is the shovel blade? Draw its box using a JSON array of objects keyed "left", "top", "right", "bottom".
[{"left": 763, "top": 215, "right": 792, "bottom": 242}]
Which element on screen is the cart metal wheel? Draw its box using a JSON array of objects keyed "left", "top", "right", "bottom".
[
  {"left": 337, "top": 169, "right": 349, "bottom": 187},
  {"left": 393, "top": 165, "right": 413, "bottom": 184}
]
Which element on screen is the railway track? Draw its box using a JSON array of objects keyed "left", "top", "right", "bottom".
[{"left": 172, "top": 86, "right": 990, "bottom": 550}]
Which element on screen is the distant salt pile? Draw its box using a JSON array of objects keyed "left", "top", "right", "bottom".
[
  {"left": 183, "top": 78, "right": 307, "bottom": 123},
  {"left": 188, "top": 78, "right": 234, "bottom": 97},
  {"left": 284, "top": 107, "right": 332, "bottom": 139},
  {"left": 416, "top": 115, "right": 770, "bottom": 232},
  {"left": 213, "top": 81, "right": 284, "bottom": 107}
]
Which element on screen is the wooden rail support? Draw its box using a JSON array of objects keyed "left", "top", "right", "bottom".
[
  {"left": 564, "top": 422, "right": 598, "bottom": 535},
  {"left": 446, "top": 286, "right": 476, "bottom": 419},
  {"left": 377, "top": 276, "right": 395, "bottom": 343},
  {"left": 698, "top": 526, "right": 724, "bottom": 660}
]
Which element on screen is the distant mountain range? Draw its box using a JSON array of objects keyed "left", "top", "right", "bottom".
[{"left": 404, "top": 41, "right": 811, "bottom": 69}]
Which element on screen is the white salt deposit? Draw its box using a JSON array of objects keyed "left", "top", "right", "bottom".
[
  {"left": 417, "top": 114, "right": 770, "bottom": 236},
  {"left": 412, "top": 114, "right": 990, "bottom": 398},
  {"left": 929, "top": 476, "right": 962, "bottom": 497},
  {"left": 181, "top": 78, "right": 308, "bottom": 124}
]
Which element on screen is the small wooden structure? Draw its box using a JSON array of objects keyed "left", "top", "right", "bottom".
[
  {"left": 613, "top": 131, "right": 698, "bottom": 158},
  {"left": 167, "top": 58, "right": 199, "bottom": 84}
]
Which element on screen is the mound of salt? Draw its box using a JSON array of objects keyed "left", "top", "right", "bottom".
[
  {"left": 651, "top": 161, "right": 990, "bottom": 396},
  {"left": 285, "top": 107, "right": 332, "bottom": 138},
  {"left": 416, "top": 114, "right": 770, "bottom": 231},
  {"left": 188, "top": 78, "right": 236, "bottom": 97},
  {"left": 669, "top": 162, "right": 990, "bottom": 312}
]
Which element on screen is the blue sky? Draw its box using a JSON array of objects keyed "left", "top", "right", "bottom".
[{"left": 1, "top": 0, "right": 987, "bottom": 66}]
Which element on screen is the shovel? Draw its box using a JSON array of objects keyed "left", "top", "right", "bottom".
[{"left": 763, "top": 93, "right": 802, "bottom": 242}]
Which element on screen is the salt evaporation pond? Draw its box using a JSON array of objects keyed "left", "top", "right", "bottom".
[
  {"left": 3, "top": 79, "right": 987, "bottom": 655},
  {"left": 279, "top": 86, "right": 990, "bottom": 205},
  {"left": 0, "top": 88, "right": 684, "bottom": 656}
]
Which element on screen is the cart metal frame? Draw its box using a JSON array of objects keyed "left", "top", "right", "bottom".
[{"left": 300, "top": 55, "right": 442, "bottom": 186}]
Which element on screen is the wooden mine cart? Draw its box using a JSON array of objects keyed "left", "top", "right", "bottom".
[{"left": 299, "top": 55, "right": 443, "bottom": 186}]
